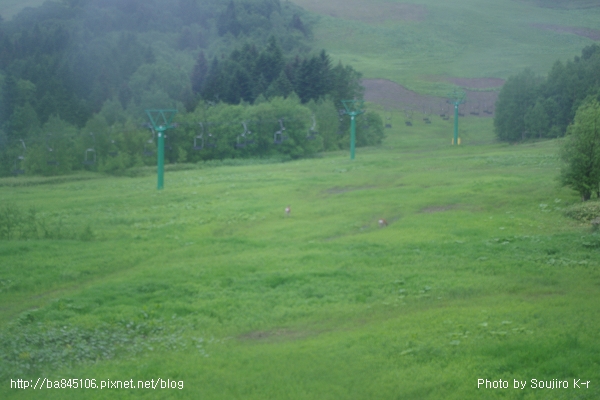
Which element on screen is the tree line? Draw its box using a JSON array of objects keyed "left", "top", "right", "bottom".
[
  {"left": 0, "top": 0, "right": 382, "bottom": 177},
  {"left": 0, "top": 95, "right": 383, "bottom": 177},
  {"left": 494, "top": 44, "right": 600, "bottom": 142},
  {"left": 191, "top": 37, "right": 363, "bottom": 108},
  {"left": 494, "top": 44, "right": 600, "bottom": 201}
]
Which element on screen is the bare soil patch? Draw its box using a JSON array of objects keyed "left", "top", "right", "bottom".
[
  {"left": 419, "top": 205, "right": 458, "bottom": 213},
  {"left": 324, "top": 185, "right": 376, "bottom": 195},
  {"left": 288, "top": 0, "right": 427, "bottom": 23},
  {"left": 519, "top": 0, "right": 600, "bottom": 10},
  {"left": 445, "top": 77, "right": 505, "bottom": 89},
  {"left": 239, "top": 329, "right": 315, "bottom": 342},
  {"left": 531, "top": 23, "right": 600, "bottom": 41},
  {"left": 362, "top": 79, "right": 501, "bottom": 117}
]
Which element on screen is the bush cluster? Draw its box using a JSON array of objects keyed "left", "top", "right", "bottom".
[
  {"left": 0, "top": 203, "right": 94, "bottom": 241},
  {"left": 563, "top": 200, "right": 600, "bottom": 222}
]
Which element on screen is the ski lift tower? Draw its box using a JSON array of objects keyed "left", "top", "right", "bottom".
[
  {"left": 341, "top": 99, "right": 365, "bottom": 160},
  {"left": 145, "top": 109, "right": 177, "bottom": 190},
  {"left": 449, "top": 89, "right": 466, "bottom": 145}
]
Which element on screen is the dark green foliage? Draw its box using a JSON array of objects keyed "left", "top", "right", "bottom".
[
  {"left": 495, "top": 44, "right": 600, "bottom": 141},
  {"left": 265, "top": 70, "right": 294, "bottom": 98},
  {"left": 559, "top": 98, "right": 600, "bottom": 201},
  {"left": 356, "top": 112, "right": 385, "bottom": 147},
  {"left": 1, "top": 320, "right": 184, "bottom": 376},
  {"left": 199, "top": 40, "right": 362, "bottom": 108},
  {"left": 0, "top": 0, "right": 367, "bottom": 177},
  {"left": 191, "top": 51, "right": 209, "bottom": 95},
  {"left": 494, "top": 69, "right": 541, "bottom": 141},
  {"left": 0, "top": 202, "right": 95, "bottom": 241}
]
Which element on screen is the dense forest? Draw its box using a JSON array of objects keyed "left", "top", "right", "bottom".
[
  {"left": 0, "top": 0, "right": 381, "bottom": 177},
  {"left": 494, "top": 44, "right": 600, "bottom": 142}
]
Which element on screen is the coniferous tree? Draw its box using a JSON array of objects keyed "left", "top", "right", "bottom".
[
  {"left": 191, "top": 51, "right": 209, "bottom": 94},
  {"left": 217, "top": 1, "right": 242, "bottom": 37},
  {"left": 0, "top": 72, "right": 17, "bottom": 134},
  {"left": 266, "top": 70, "right": 294, "bottom": 98},
  {"left": 524, "top": 99, "right": 550, "bottom": 139},
  {"left": 494, "top": 69, "right": 541, "bottom": 141},
  {"left": 201, "top": 57, "right": 223, "bottom": 102}
]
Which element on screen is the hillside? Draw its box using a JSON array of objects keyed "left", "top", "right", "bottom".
[
  {"left": 2, "top": 117, "right": 599, "bottom": 399},
  {"left": 289, "top": 0, "right": 600, "bottom": 99},
  {"left": 1, "top": 2, "right": 600, "bottom": 398}
]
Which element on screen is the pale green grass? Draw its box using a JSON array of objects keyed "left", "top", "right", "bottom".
[
  {"left": 293, "top": 0, "right": 600, "bottom": 95},
  {"left": 1, "top": 116, "right": 599, "bottom": 399}
]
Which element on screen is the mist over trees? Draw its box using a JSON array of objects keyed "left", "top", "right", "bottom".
[
  {"left": 0, "top": 0, "right": 380, "bottom": 177},
  {"left": 494, "top": 44, "right": 600, "bottom": 142}
]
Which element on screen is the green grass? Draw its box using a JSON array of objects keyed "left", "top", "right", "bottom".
[
  {"left": 292, "top": 0, "right": 600, "bottom": 95},
  {"left": 1, "top": 115, "right": 599, "bottom": 399}
]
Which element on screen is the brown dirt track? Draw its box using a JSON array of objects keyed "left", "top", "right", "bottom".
[
  {"left": 287, "top": 0, "right": 427, "bottom": 23},
  {"left": 362, "top": 78, "right": 503, "bottom": 118},
  {"left": 531, "top": 24, "right": 600, "bottom": 41}
]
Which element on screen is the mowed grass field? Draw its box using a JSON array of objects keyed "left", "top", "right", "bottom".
[
  {"left": 291, "top": 0, "right": 600, "bottom": 94},
  {"left": 1, "top": 115, "right": 599, "bottom": 399}
]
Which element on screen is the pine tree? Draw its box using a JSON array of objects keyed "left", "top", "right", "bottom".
[
  {"left": 217, "top": 1, "right": 242, "bottom": 37},
  {"left": 266, "top": 70, "right": 294, "bottom": 98},
  {"left": 191, "top": 51, "right": 209, "bottom": 94},
  {"left": 264, "top": 36, "right": 284, "bottom": 83},
  {"left": 201, "top": 57, "right": 223, "bottom": 102}
]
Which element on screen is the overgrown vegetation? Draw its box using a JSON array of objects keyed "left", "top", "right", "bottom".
[
  {"left": 563, "top": 200, "right": 600, "bottom": 222},
  {"left": 0, "top": 0, "right": 372, "bottom": 177},
  {"left": 494, "top": 44, "right": 600, "bottom": 142},
  {"left": 1, "top": 117, "right": 599, "bottom": 399},
  {"left": 0, "top": 202, "right": 95, "bottom": 241}
]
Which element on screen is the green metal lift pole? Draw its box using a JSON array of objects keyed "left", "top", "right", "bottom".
[
  {"left": 342, "top": 100, "right": 364, "bottom": 160},
  {"left": 350, "top": 114, "right": 356, "bottom": 160},
  {"left": 453, "top": 102, "right": 459, "bottom": 145},
  {"left": 157, "top": 127, "right": 165, "bottom": 190},
  {"left": 145, "top": 109, "right": 177, "bottom": 190},
  {"left": 448, "top": 90, "right": 466, "bottom": 146}
]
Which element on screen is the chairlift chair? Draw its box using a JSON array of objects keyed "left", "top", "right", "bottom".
[
  {"left": 143, "top": 139, "right": 154, "bottom": 156},
  {"left": 83, "top": 148, "right": 96, "bottom": 165},
  {"left": 273, "top": 119, "right": 286, "bottom": 144},
  {"left": 193, "top": 122, "right": 205, "bottom": 150},
  {"left": 12, "top": 156, "right": 25, "bottom": 175},
  {"left": 83, "top": 132, "right": 97, "bottom": 165},
  {"left": 404, "top": 110, "right": 413, "bottom": 127},
  {"left": 235, "top": 134, "right": 247, "bottom": 148},
  {"left": 483, "top": 102, "right": 492, "bottom": 115},
  {"left": 109, "top": 140, "right": 118, "bottom": 157},
  {"left": 46, "top": 134, "right": 59, "bottom": 165},
  {"left": 242, "top": 122, "right": 254, "bottom": 145},
  {"left": 206, "top": 133, "right": 216, "bottom": 148},
  {"left": 143, "top": 128, "right": 155, "bottom": 156},
  {"left": 12, "top": 139, "right": 26, "bottom": 175},
  {"left": 307, "top": 115, "right": 318, "bottom": 140},
  {"left": 193, "top": 134, "right": 204, "bottom": 150}
]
